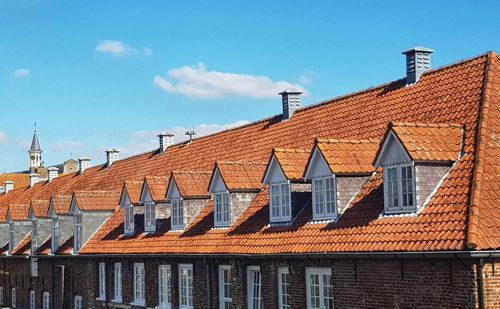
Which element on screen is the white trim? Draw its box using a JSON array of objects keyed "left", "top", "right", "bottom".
[
  {"left": 124, "top": 204, "right": 135, "bottom": 235},
  {"left": 278, "top": 267, "right": 291, "bottom": 309},
  {"left": 178, "top": 264, "right": 194, "bottom": 309},
  {"left": 269, "top": 182, "right": 292, "bottom": 223},
  {"left": 132, "top": 262, "right": 146, "bottom": 306},
  {"left": 97, "top": 262, "right": 106, "bottom": 300},
  {"left": 51, "top": 216, "right": 59, "bottom": 253},
  {"left": 383, "top": 163, "right": 416, "bottom": 214},
  {"left": 112, "top": 262, "right": 122, "bottom": 303},
  {"left": 74, "top": 295, "right": 83, "bottom": 309},
  {"left": 304, "top": 147, "right": 333, "bottom": 180},
  {"left": 42, "top": 291, "right": 50, "bottom": 309},
  {"left": 171, "top": 198, "right": 184, "bottom": 230},
  {"left": 214, "top": 191, "right": 231, "bottom": 227},
  {"left": 144, "top": 202, "right": 157, "bottom": 233},
  {"left": 262, "top": 155, "right": 288, "bottom": 185},
  {"left": 158, "top": 264, "right": 172, "bottom": 309},
  {"left": 305, "top": 267, "right": 333, "bottom": 309},
  {"left": 73, "top": 213, "right": 83, "bottom": 254},
  {"left": 311, "top": 175, "right": 337, "bottom": 221},
  {"left": 374, "top": 130, "right": 412, "bottom": 168},
  {"left": 208, "top": 167, "right": 228, "bottom": 194},
  {"left": 247, "top": 266, "right": 262, "bottom": 309},
  {"left": 219, "top": 265, "right": 232, "bottom": 309}
]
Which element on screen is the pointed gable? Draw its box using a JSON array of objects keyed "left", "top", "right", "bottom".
[
  {"left": 141, "top": 176, "right": 169, "bottom": 203},
  {"left": 29, "top": 200, "right": 50, "bottom": 220},
  {"left": 120, "top": 180, "right": 143, "bottom": 207},
  {"left": 7, "top": 203, "right": 31, "bottom": 221},
  {"left": 209, "top": 161, "right": 266, "bottom": 193},
  {"left": 263, "top": 148, "right": 310, "bottom": 183},
  {"left": 166, "top": 171, "right": 211, "bottom": 199},
  {"left": 71, "top": 191, "right": 120, "bottom": 213},
  {"left": 48, "top": 195, "right": 72, "bottom": 216}
]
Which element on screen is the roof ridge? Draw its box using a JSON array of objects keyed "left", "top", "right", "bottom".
[
  {"left": 171, "top": 170, "right": 212, "bottom": 175},
  {"left": 315, "top": 138, "right": 380, "bottom": 144},
  {"left": 467, "top": 51, "right": 498, "bottom": 250},
  {"left": 274, "top": 147, "right": 309, "bottom": 153},
  {"left": 390, "top": 121, "right": 464, "bottom": 128}
]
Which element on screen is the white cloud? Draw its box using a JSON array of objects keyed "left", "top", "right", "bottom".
[
  {"left": 0, "top": 132, "right": 7, "bottom": 143},
  {"left": 12, "top": 69, "right": 30, "bottom": 78},
  {"left": 52, "top": 141, "right": 85, "bottom": 152},
  {"left": 95, "top": 40, "right": 152, "bottom": 57},
  {"left": 153, "top": 63, "right": 309, "bottom": 99},
  {"left": 115, "top": 120, "right": 250, "bottom": 158}
]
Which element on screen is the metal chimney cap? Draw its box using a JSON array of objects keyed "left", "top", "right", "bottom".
[
  {"left": 5, "top": 180, "right": 14, "bottom": 184},
  {"left": 158, "top": 131, "right": 175, "bottom": 137},
  {"left": 47, "top": 166, "right": 59, "bottom": 171},
  {"left": 30, "top": 173, "right": 40, "bottom": 177},
  {"left": 402, "top": 46, "right": 435, "bottom": 55},
  {"left": 106, "top": 148, "right": 120, "bottom": 153},
  {"left": 279, "top": 88, "right": 303, "bottom": 95},
  {"left": 79, "top": 156, "right": 91, "bottom": 161}
]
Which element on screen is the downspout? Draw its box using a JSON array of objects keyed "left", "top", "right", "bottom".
[{"left": 477, "top": 258, "right": 485, "bottom": 309}]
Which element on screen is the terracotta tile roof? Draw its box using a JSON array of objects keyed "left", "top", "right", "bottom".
[
  {"left": 73, "top": 190, "right": 120, "bottom": 211},
  {"left": 80, "top": 52, "right": 499, "bottom": 255},
  {"left": 30, "top": 199, "right": 50, "bottom": 219},
  {"left": 271, "top": 148, "right": 310, "bottom": 181},
  {"left": 214, "top": 161, "right": 267, "bottom": 191},
  {"left": 0, "top": 173, "right": 30, "bottom": 190},
  {"left": 143, "top": 176, "right": 169, "bottom": 201},
  {"left": 467, "top": 52, "right": 500, "bottom": 250},
  {"left": 50, "top": 195, "right": 72, "bottom": 215},
  {"left": 123, "top": 180, "right": 143, "bottom": 205},
  {"left": 7, "top": 203, "right": 31, "bottom": 221},
  {"left": 389, "top": 121, "right": 464, "bottom": 162},
  {"left": 313, "top": 139, "right": 380, "bottom": 174},
  {"left": 169, "top": 171, "right": 212, "bottom": 198}
]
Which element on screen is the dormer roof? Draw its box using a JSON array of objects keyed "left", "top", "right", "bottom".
[
  {"left": 262, "top": 148, "right": 310, "bottom": 183},
  {"left": 209, "top": 161, "right": 267, "bottom": 192},
  {"left": 7, "top": 203, "right": 30, "bottom": 221},
  {"left": 71, "top": 190, "right": 120, "bottom": 213},
  {"left": 49, "top": 195, "right": 72, "bottom": 216},
  {"left": 375, "top": 122, "right": 464, "bottom": 167},
  {"left": 29, "top": 199, "right": 50, "bottom": 219},
  {"left": 141, "top": 176, "right": 169, "bottom": 202},
  {"left": 121, "top": 180, "right": 143, "bottom": 206},
  {"left": 166, "top": 171, "right": 211, "bottom": 199}
]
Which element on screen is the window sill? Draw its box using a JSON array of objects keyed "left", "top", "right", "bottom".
[
  {"left": 96, "top": 297, "right": 106, "bottom": 301},
  {"left": 111, "top": 297, "right": 122, "bottom": 303},
  {"left": 131, "top": 300, "right": 146, "bottom": 307}
]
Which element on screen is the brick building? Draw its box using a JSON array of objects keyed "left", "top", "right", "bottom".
[{"left": 0, "top": 48, "right": 500, "bottom": 309}]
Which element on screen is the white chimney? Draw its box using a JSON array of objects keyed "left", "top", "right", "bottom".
[
  {"left": 106, "top": 148, "right": 120, "bottom": 167},
  {"left": 30, "top": 173, "right": 40, "bottom": 187},
  {"left": 47, "top": 167, "right": 59, "bottom": 182},
  {"left": 158, "top": 131, "right": 174, "bottom": 153},
  {"left": 279, "top": 88, "right": 302, "bottom": 120},
  {"left": 4, "top": 181, "right": 14, "bottom": 193},
  {"left": 78, "top": 156, "right": 91, "bottom": 174},
  {"left": 402, "top": 46, "right": 434, "bottom": 84}
]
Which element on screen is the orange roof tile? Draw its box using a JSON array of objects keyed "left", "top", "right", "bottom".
[
  {"left": 389, "top": 121, "right": 464, "bottom": 162},
  {"left": 170, "top": 171, "right": 212, "bottom": 198},
  {"left": 143, "top": 176, "right": 169, "bottom": 201},
  {"left": 123, "top": 180, "right": 143, "bottom": 205},
  {"left": 313, "top": 139, "right": 379, "bottom": 174},
  {"left": 272, "top": 148, "right": 310, "bottom": 181},
  {"left": 50, "top": 195, "right": 72, "bottom": 215},
  {"left": 214, "top": 161, "right": 267, "bottom": 191},
  {"left": 73, "top": 190, "right": 120, "bottom": 211},
  {"left": 30, "top": 199, "right": 50, "bottom": 219},
  {"left": 7, "top": 203, "right": 31, "bottom": 221},
  {"left": 0, "top": 173, "right": 30, "bottom": 190}
]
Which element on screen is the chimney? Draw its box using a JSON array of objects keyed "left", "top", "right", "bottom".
[
  {"left": 47, "top": 167, "right": 59, "bottom": 182},
  {"left": 158, "top": 131, "right": 175, "bottom": 152},
  {"left": 78, "top": 157, "right": 91, "bottom": 174},
  {"left": 4, "top": 181, "right": 14, "bottom": 193},
  {"left": 105, "top": 148, "right": 120, "bottom": 167},
  {"left": 402, "top": 46, "right": 434, "bottom": 84},
  {"left": 279, "top": 88, "right": 303, "bottom": 120},
  {"left": 30, "top": 173, "right": 40, "bottom": 187}
]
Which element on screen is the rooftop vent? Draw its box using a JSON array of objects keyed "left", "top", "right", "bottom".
[
  {"left": 4, "top": 181, "right": 14, "bottom": 193},
  {"left": 47, "top": 166, "right": 59, "bottom": 182},
  {"left": 185, "top": 130, "right": 197, "bottom": 144},
  {"left": 158, "top": 131, "right": 174, "bottom": 152},
  {"left": 105, "top": 148, "right": 120, "bottom": 167},
  {"left": 78, "top": 156, "right": 91, "bottom": 174},
  {"left": 30, "top": 173, "right": 40, "bottom": 187},
  {"left": 279, "top": 88, "right": 302, "bottom": 120},
  {"left": 402, "top": 46, "right": 434, "bottom": 84}
]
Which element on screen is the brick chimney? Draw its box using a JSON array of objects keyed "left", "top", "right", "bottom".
[
  {"left": 48, "top": 167, "right": 59, "bottom": 183},
  {"left": 106, "top": 148, "right": 120, "bottom": 167},
  {"left": 402, "top": 46, "right": 434, "bottom": 84},
  {"left": 78, "top": 157, "right": 91, "bottom": 174},
  {"left": 279, "top": 88, "right": 302, "bottom": 120},
  {"left": 158, "top": 131, "right": 174, "bottom": 153},
  {"left": 30, "top": 173, "right": 40, "bottom": 187},
  {"left": 4, "top": 181, "right": 14, "bottom": 193}
]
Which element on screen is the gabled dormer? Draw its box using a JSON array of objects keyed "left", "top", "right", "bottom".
[
  {"left": 166, "top": 171, "right": 211, "bottom": 231},
  {"left": 28, "top": 200, "right": 51, "bottom": 254},
  {"left": 139, "top": 177, "right": 169, "bottom": 233},
  {"left": 208, "top": 161, "right": 266, "bottom": 227},
  {"left": 6, "top": 203, "right": 31, "bottom": 256},
  {"left": 374, "top": 122, "right": 464, "bottom": 215},
  {"left": 47, "top": 195, "right": 73, "bottom": 254},
  {"left": 119, "top": 180, "right": 143, "bottom": 235},
  {"left": 70, "top": 191, "right": 120, "bottom": 254},
  {"left": 304, "top": 139, "right": 379, "bottom": 221},
  {"left": 262, "top": 148, "right": 310, "bottom": 224}
]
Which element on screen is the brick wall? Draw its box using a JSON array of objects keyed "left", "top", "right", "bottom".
[
  {"left": 415, "top": 163, "right": 449, "bottom": 207},
  {"left": 336, "top": 176, "right": 369, "bottom": 213},
  {"left": 230, "top": 192, "right": 258, "bottom": 225}
]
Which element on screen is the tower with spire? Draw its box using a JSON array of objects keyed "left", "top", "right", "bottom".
[{"left": 29, "top": 125, "right": 42, "bottom": 172}]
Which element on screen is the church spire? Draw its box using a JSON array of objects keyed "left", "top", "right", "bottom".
[{"left": 29, "top": 124, "right": 42, "bottom": 171}]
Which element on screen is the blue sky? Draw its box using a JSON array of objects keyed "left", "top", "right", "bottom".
[{"left": 0, "top": 0, "right": 499, "bottom": 172}]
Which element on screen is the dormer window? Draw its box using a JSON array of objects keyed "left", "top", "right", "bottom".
[
  {"left": 384, "top": 164, "right": 415, "bottom": 212},
  {"left": 51, "top": 217, "right": 59, "bottom": 252},
  {"left": 214, "top": 191, "right": 230, "bottom": 227},
  {"left": 144, "top": 202, "right": 156, "bottom": 233},
  {"left": 31, "top": 220, "right": 38, "bottom": 252},
  {"left": 171, "top": 198, "right": 184, "bottom": 230},
  {"left": 124, "top": 205, "right": 134, "bottom": 234},
  {"left": 312, "top": 176, "right": 337, "bottom": 220},
  {"left": 8, "top": 223, "right": 14, "bottom": 255},
  {"left": 270, "top": 182, "right": 291, "bottom": 222},
  {"left": 74, "top": 214, "right": 83, "bottom": 253}
]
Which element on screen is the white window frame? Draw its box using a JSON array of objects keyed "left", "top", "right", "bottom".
[
  {"left": 32, "top": 220, "right": 38, "bottom": 253},
  {"left": 31, "top": 257, "right": 39, "bottom": 277},
  {"left": 74, "top": 213, "right": 83, "bottom": 254},
  {"left": 124, "top": 204, "right": 134, "bottom": 234},
  {"left": 178, "top": 264, "right": 193, "bottom": 309},
  {"left": 171, "top": 198, "right": 184, "bottom": 230},
  {"left": 8, "top": 223, "right": 14, "bottom": 255},
  {"left": 214, "top": 191, "right": 231, "bottom": 227},
  {"left": 132, "top": 263, "right": 145, "bottom": 306},
  {"left": 383, "top": 163, "right": 416, "bottom": 214},
  {"left": 11, "top": 287, "right": 16, "bottom": 308},
  {"left": 30, "top": 290, "right": 36, "bottom": 309},
  {"left": 144, "top": 202, "right": 156, "bottom": 233},
  {"left": 112, "top": 262, "right": 122, "bottom": 303},
  {"left": 278, "top": 267, "right": 291, "bottom": 309},
  {"left": 219, "top": 265, "right": 232, "bottom": 309},
  {"left": 51, "top": 216, "right": 59, "bottom": 253},
  {"left": 74, "top": 295, "right": 82, "bottom": 309},
  {"left": 158, "top": 265, "right": 172, "bottom": 309},
  {"left": 247, "top": 266, "right": 263, "bottom": 309},
  {"left": 97, "top": 262, "right": 106, "bottom": 300},
  {"left": 312, "top": 176, "right": 337, "bottom": 220},
  {"left": 42, "top": 291, "right": 50, "bottom": 309},
  {"left": 305, "top": 267, "right": 333, "bottom": 309},
  {"left": 270, "top": 182, "right": 292, "bottom": 223}
]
